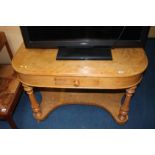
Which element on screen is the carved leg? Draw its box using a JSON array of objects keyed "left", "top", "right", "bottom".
[
  {"left": 22, "top": 84, "right": 41, "bottom": 119},
  {"left": 118, "top": 86, "right": 137, "bottom": 122}
]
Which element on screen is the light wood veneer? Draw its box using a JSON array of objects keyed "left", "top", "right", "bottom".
[{"left": 12, "top": 44, "right": 148, "bottom": 124}]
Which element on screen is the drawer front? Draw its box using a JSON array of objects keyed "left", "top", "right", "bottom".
[
  {"left": 55, "top": 77, "right": 80, "bottom": 87},
  {"left": 54, "top": 77, "right": 99, "bottom": 88}
]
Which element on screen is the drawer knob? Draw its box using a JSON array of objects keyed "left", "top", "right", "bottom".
[{"left": 74, "top": 80, "right": 80, "bottom": 87}]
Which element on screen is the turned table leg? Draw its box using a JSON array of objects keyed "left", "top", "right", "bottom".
[
  {"left": 118, "top": 86, "right": 137, "bottom": 122},
  {"left": 22, "top": 84, "right": 41, "bottom": 119}
]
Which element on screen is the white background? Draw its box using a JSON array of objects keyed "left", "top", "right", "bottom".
[{"left": 0, "top": 0, "right": 154, "bottom": 25}]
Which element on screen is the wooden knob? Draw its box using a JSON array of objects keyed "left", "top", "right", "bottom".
[{"left": 74, "top": 80, "right": 80, "bottom": 87}]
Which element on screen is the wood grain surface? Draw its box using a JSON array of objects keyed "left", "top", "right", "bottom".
[
  {"left": 12, "top": 44, "right": 148, "bottom": 124},
  {"left": 12, "top": 44, "right": 148, "bottom": 77}
]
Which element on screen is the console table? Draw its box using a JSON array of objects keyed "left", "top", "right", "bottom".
[{"left": 12, "top": 44, "right": 148, "bottom": 124}]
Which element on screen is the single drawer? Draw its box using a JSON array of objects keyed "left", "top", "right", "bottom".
[
  {"left": 54, "top": 77, "right": 81, "bottom": 87},
  {"left": 54, "top": 76, "right": 106, "bottom": 88}
]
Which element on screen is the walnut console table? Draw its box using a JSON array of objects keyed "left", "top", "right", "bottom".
[{"left": 12, "top": 44, "right": 148, "bottom": 124}]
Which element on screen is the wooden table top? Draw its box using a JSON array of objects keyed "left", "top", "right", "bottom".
[{"left": 12, "top": 44, "right": 148, "bottom": 78}]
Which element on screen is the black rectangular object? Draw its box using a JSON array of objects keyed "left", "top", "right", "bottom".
[
  {"left": 56, "top": 48, "right": 112, "bottom": 60},
  {"left": 20, "top": 26, "right": 149, "bottom": 48}
]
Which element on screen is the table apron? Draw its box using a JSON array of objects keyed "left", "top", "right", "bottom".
[{"left": 18, "top": 73, "right": 142, "bottom": 89}]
